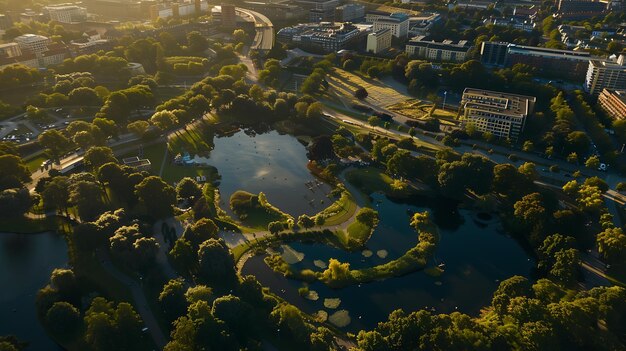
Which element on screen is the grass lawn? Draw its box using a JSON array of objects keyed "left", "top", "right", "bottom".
[
  {"left": 24, "top": 153, "right": 48, "bottom": 173},
  {"left": 161, "top": 164, "right": 218, "bottom": 185},
  {"left": 345, "top": 221, "right": 371, "bottom": 246},
  {"left": 327, "top": 69, "right": 411, "bottom": 108},
  {"left": 345, "top": 167, "right": 394, "bottom": 195},
  {"left": 388, "top": 100, "right": 458, "bottom": 126},
  {"left": 230, "top": 191, "right": 290, "bottom": 230},
  {"left": 313, "top": 191, "right": 357, "bottom": 226}
]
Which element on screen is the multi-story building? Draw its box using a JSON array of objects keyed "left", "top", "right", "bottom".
[
  {"left": 277, "top": 22, "right": 367, "bottom": 53},
  {"left": 366, "top": 28, "right": 391, "bottom": 54},
  {"left": 14, "top": 34, "right": 51, "bottom": 55},
  {"left": 220, "top": 4, "right": 236, "bottom": 29},
  {"left": 406, "top": 36, "right": 471, "bottom": 62},
  {"left": 483, "top": 17, "right": 536, "bottom": 32},
  {"left": 335, "top": 4, "right": 365, "bottom": 22},
  {"left": 44, "top": 4, "right": 87, "bottom": 23},
  {"left": 293, "top": 0, "right": 338, "bottom": 22},
  {"left": 408, "top": 12, "right": 442, "bottom": 36},
  {"left": 373, "top": 13, "right": 409, "bottom": 38},
  {"left": 460, "top": 88, "right": 536, "bottom": 140},
  {"left": 598, "top": 89, "right": 626, "bottom": 120},
  {"left": 585, "top": 55, "right": 626, "bottom": 96},
  {"left": 0, "top": 43, "right": 22, "bottom": 58},
  {"left": 41, "top": 43, "right": 70, "bottom": 66},
  {"left": 480, "top": 41, "right": 597, "bottom": 81},
  {"left": 556, "top": 0, "right": 607, "bottom": 19},
  {"left": 0, "top": 14, "right": 13, "bottom": 36}
]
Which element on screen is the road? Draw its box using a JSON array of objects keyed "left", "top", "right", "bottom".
[
  {"left": 235, "top": 8, "right": 274, "bottom": 51},
  {"left": 96, "top": 249, "right": 168, "bottom": 350}
]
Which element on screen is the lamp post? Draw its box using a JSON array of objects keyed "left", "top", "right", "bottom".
[{"left": 442, "top": 91, "right": 447, "bottom": 111}]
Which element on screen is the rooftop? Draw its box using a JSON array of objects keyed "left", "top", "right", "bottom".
[{"left": 463, "top": 88, "right": 536, "bottom": 116}]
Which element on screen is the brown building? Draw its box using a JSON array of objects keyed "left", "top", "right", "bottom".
[
  {"left": 221, "top": 4, "right": 236, "bottom": 29},
  {"left": 598, "top": 89, "right": 626, "bottom": 120}
]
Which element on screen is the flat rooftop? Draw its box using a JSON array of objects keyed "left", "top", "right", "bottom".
[{"left": 463, "top": 88, "right": 536, "bottom": 116}]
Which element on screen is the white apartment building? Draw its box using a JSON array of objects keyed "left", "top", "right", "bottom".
[
  {"left": 44, "top": 4, "right": 87, "bottom": 23},
  {"left": 0, "top": 43, "right": 22, "bottom": 58},
  {"left": 585, "top": 55, "right": 626, "bottom": 96},
  {"left": 373, "top": 13, "right": 409, "bottom": 38},
  {"left": 460, "top": 88, "right": 536, "bottom": 140},
  {"left": 366, "top": 28, "right": 392, "bottom": 54}
]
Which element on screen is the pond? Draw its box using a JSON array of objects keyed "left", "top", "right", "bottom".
[
  {"left": 242, "top": 193, "right": 535, "bottom": 332},
  {"left": 0, "top": 232, "right": 67, "bottom": 350},
  {"left": 199, "top": 130, "right": 332, "bottom": 217}
]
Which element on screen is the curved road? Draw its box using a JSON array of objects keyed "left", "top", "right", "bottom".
[{"left": 235, "top": 7, "right": 274, "bottom": 51}]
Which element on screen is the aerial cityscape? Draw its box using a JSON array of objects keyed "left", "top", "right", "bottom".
[{"left": 0, "top": 0, "right": 625, "bottom": 349}]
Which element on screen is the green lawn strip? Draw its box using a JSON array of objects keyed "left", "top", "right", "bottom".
[
  {"left": 24, "top": 152, "right": 48, "bottom": 173},
  {"left": 345, "top": 221, "right": 372, "bottom": 247},
  {"left": 311, "top": 189, "right": 357, "bottom": 226},
  {"left": 229, "top": 190, "right": 292, "bottom": 231},
  {"left": 345, "top": 167, "right": 393, "bottom": 194}
]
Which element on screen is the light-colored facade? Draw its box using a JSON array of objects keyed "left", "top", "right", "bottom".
[
  {"left": 406, "top": 36, "right": 471, "bottom": 62},
  {"left": 585, "top": 55, "right": 626, "bottom": 96},
  {"left": 460, "top": 88, "right": 536, "bottom": 140},
  {"left": 44, "top": 4, "right": 87, "bottom": 23},
  {"left": 598, "top": 89, "right": 626, "bottom": 120},
  {"left": 373, "top": 13, "right": 409, "bottom": 38},
  {"left": 366, "top": 28, "right": 391, "bottom": 54},
  {"left": 14, "top": 34, "right": 50, "bottom": 55}
]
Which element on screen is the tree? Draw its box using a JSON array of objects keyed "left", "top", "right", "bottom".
[
  {"left": 566, "top": 131, "right": 590, "bottom": 155},
  {"left": 212, "top": 295, "right": 252, "bottom": 334},
  {"left": 135, "top": 176, "right": 177, "bottom": 218},
  {"left": 151, "top": 110, "right": 178, "bottom": 130},
  {"left": 176, "top": 177, "right": 202, "bottom": 203},
  {"left": 169, "top": 238, "right": 196, "bottom": 275},
  {"left": 0, "top": 188, "right": 32, "bottom": 217},
  {"left": 45, "top": 302, "right": 81, "bottom": 340},
  {"left": 297, "top": 214, "right": 315, "bottom": 229},
  {"left": 159, "top": 278, "right": 187, "bottom": 321},
  {"left": 492, "top": 164, "right": 531, "bottom": 199},
  {"left": 185, "top": 285, "right": 213, "bottom": 304},
  {"left": 187, "top": 31, "right": 209, "bottom": 53},
  {"left": 41, "top": 176, "right": 70, "bottom": 211},
  {"left": 196, "top": 239, "right": 236, "bottom": 288},
  {"left": 127, "top": 120, "right": 150, "bottom": 138},
  {"left": 69, "top": 180, "right": 104, "bottom": 221},
  {"left": 306, "top": 102, "right": 324, "bottom": 119},
  {"left": 491, "top": 275, "right": 531, "bottom": 317},
  {"left": 185, "top": 218, "right": 218, "bottom": 247},
  {"left": 550, "top": 248, "right": 580, "bottom": 286},
  {"left": 69, "top": 87, "right": 101, "bottom": 106},
  {"left": 268, "top": 221, "right": 284, "bottom": 234},
  {"left": 597, "top": 227, "right": 626, "bottom": 264},
  {"left": 84, "top": 146, "right": 117, "bottom": 171},
  {"left": 584, "top": 176, "right": 608, "bottom": 193},
  {"left": 26, "top": 105, "right": 49, "bottom": 123},
  {"left": 92, "top": 118, "right": 117, "bottom": 139},
  {"left": 232, "top": 29, "right": 247, "bottom": 43},
  {"left": 585, "top": 155, "right": 600, "bottom": 169},
  {"left": 354, "top": 87, "right": 368, "bottom": 100},
  {"left": 576, "top": 185, "right": 603, "bottom": 213},
  {"left": 38, "top": 130, "right": 71, "bottom": 160}
]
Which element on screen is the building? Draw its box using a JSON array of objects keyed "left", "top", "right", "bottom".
[
  {"left": 460, "top": 88, "right": 536, "bottom": 140},
  {"left": 14, "top": 34, "right": 51, "bottom": 55},
  {"left": 0, "top": 43, "right": 22, "bottom": 58},
  {"left": 373, "top": 13, "right": 409, "bottom": 38},
  {"left": 585, "top": 55, "right": 626, "bottom": 96},
  {"left": 406, "top": 36, "right": 472, "bottom": 62},
  {"left": 277, "top": 22, "right": 367, "bottom": 53},
  {"left": 335, "top": 4, "right": 365, "bottom": 22},
  {"left": 242, "top": 1, "right": 306, "bottom": 21},
  {"left": 19, "top": 10, "right": 46, "bottom": 23},
  {"left": 150, "top": 0, "right": 208, "bottom": 20},
  {"left": 480, "top": 41, "right": 597, "bottom": 81},
  {"left": 0, "top": 14, "right": 13, "bottom": 36},
  {"left": 408, "top": 12, "right": 442, "bottom": 36},
  {"left": 292, "top": 0, "right": 339, "bottom": 22},
  {"left": 366, "top": 28, "right": 392, "bottom": 54},
  {"left": 556, "top": 0, "right": 606, "bottom": 19},
  {"left": 598, "top": 89, "right": 626, "bottom": 120},
  {"left": 220, "top": 4, "right": 236, "bottom": 29},
  {"left": 44, "top": 4, "right": 87, "bottom": 23},
  {"left": 483, "top": 17, "right": 536, "bottom": 32}
]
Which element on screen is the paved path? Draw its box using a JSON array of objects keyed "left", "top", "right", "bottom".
[{"left": 96, "top": 249, "right": 168, "bottom": 350}]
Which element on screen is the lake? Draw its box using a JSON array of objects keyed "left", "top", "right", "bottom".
[
  {"left": 203, "top": 130, "right": 332, "bottom": 217},
  {"left": 242, "top": 193, "right": 535, "bottom": 331},
  {"left": 0, "top": 232, "right": 67, "bottom": 350}
]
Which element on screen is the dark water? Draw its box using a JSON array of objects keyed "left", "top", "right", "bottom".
[
  {"left": 203, "top": 130, "right": 332, "bottom": 216},
  {"left": 242, "top": 193, "right": 534, "bottom": 332},
  {"left": 0, "top": 232, "right": 67, "bottom": 350}
]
